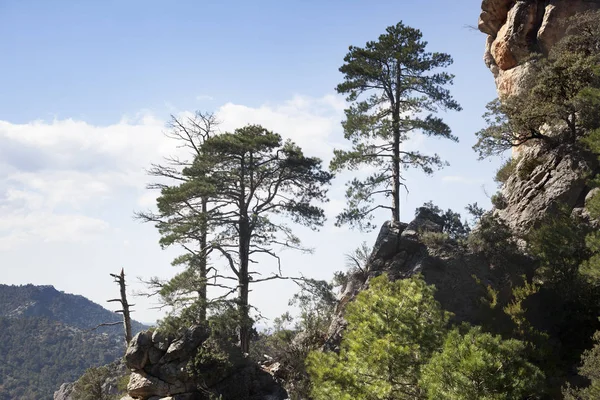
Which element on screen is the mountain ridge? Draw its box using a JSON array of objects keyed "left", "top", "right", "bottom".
[{"left": 0, "top": 283, "right": 148, "bottom": 400}]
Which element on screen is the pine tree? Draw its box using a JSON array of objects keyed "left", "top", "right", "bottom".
[
  {"left": 137, "top": 112, "right": 219, "bottom": 325},
  {"left": 420, "top": 326, "right": 544, "bottom": 399},
  {"left": 307, "top": 274, "right": 450, "bottom": 399},
  {"left": 181, "top": 124, "right": 332, "bottom": 353},
  {"left": 331, "top": 22, "right": 461, "bottom": 230}
]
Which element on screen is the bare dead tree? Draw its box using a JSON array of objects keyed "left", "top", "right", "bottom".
[{"left": 108, "top": 268, "right": 134, "bottom": 344}]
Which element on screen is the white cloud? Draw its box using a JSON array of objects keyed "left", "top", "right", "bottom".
[
  {"left": 0, "top": 114, "right": 173, "bottom": 249},
  {"left": 216, "top": 94, "right": 345, "bottom": 161},
  {"left": 0, "top": 94, "right": 348, "bottom": 250}
]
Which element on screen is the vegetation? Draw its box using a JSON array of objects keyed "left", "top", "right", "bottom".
[
  {"left": 136, "top": 112, "right": 220, "bottom": 326},
  {"left": 179, "top": 125, "right": 332, "bottom": 352},
  {"left": 564, "top": 331, "right": 600, "bottom": 400},
  {"left": 307, "top": 274, "right": 451, "bottom": 399},
  {"left": 494, "top": 157, "right": 517, "bottom": 185},
  {"left": 0, "top": 284, "right": 145, "bottom": 400},
  {"left": 11, "top": 10, "right": 600, "bottom": 400},
  {"left": 330, "top": 22, "right": 461, "bottom": 230},
  {"left": 0, "top": 317, "right": 124, "bottom": 400},
  {"left": 71, "top": 361, "right": 127, "bottom": 400},
  {"left": 421, "top": 326, "right": 544, "bottom": 399}
]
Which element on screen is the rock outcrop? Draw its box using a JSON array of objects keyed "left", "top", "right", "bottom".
[
  {"left": 480, "top": 0, "right": 600, "bottom": 98},
  {"left": 496, "top": 142, "right": 598, "bottom": 233},
  {"left": 121, "top": 325, "right": 288, "bottom": 400},
  {"left": 478, "top": 0, "right": 600, "bottom": 233},
  {"left": 325, "top": 208, "right": 534, "bottom": 350}
]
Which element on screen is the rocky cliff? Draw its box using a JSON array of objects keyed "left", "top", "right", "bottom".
[
  {"left": 478, "top": 0, "right": 600, "bottom": 233},
  {"left": 480, "top": 0, "right": 600, "bottom": 98},
  {"left": 325, "top": 0, "right": 600, "bottom": 356}
]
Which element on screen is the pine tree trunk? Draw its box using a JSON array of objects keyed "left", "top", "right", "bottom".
[
  {"left": 198, "top": 197, "right": 208, "bottom": 323},
  {"left": 238, "top": 219, "right": 251, "bottom": 354},
  {"left": 392, "top": 125, "right": 401, "bottom": 224}
]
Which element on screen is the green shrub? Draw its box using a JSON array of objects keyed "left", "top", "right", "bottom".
[
  {"left": 307, "top": 274, "right": 451, "bottom": 400},
  {"left": 491, "top": 192, "right": 507, "bottom": 210},
  {"left": 467, "top": 214, "right": 517, "bottom": 264},
  {"left": 564, "top": 331, "right": 600, "bottom": 399},
  {"left": 495, "top": 158, "right": 518, "bottom": 185},
  {"left": 420, "top": 231, "right": 453, "bottom": 253},
  {"left": 420, "top": 325, "right": 544, "bottom": 399}
]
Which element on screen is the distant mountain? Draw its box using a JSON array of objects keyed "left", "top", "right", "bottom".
[{"left": 0, "top": 284, "right": 148, "bottom": 400}]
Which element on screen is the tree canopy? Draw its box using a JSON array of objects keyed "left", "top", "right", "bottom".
[
  {"left": 180, "top": 124, "right": 332, "bottom": 352},
  {"left": 307, "top": 274, "right": 451, "bottom": 399},
  {"left": 420, "top": 326, "right": 544, "bottom": 400}
]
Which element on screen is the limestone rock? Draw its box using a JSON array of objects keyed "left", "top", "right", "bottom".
[
  {"left": 479, "top": 0, "right": 600, "bottom": 97},
  {"left": 152, "top": 330, "right": 173, "bottom": 352},
  {"left": 128, "top": 371, "right": 170, "bottom": 398},
  {"left": 126, "top": 330, "right": 153, "bottom": 370},
  {"left": 324, "top": 210, "right": 508, "bottom": 350},
  {"left": 161, "top": 325, "right": 209, "bottom": 364},
  {"left": 497, "top": 144, "right": 597, "bottom": 233},
  {"left": 479, "top": 0, "right": 513, "bottom": 36}
]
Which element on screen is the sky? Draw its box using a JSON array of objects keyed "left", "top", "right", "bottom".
[{"left": 0, "top": 0, "right": 501, "bottom": 325}]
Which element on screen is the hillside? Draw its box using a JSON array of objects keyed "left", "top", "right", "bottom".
[{"left": 0, "top": 284, "right": 147, "bottom": 400}]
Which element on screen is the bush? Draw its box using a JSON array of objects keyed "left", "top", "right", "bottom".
[
  {"left": 564, "top": 331, "right": 600, "bottom": 399},
  {"left": 490, "top": 192, "right": 507, "bottom": 210},
  {"left": 526, "top": 206, "right": 590, "bottom": 286},
  {"left": 420, "top": 231, "right": 453, "bottom": 253},
  {"left": 421, "top": 325, "right": 544, "bottom": 399},
  {"left": 495, "top": 158, "right": 518, "bottom": 185},
  {"left": 307, "top": 274, "right": 451, "bottom": 400},
  {"left": 419, "top": 201, "right": 470, "bottom": 239},
  {"left": 467, "top": 214, "right": 517, "bottom": 264}
]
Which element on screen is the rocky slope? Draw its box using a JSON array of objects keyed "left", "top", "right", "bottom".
[{"left": 324, "top": 0, "right": 600, "bottom": 368}]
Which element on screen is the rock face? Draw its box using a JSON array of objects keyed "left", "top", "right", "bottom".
[
  {"left": 121, "top": 325, "right": 288, "bottom": 400},
  {"left": 480, "top": 0, "right": 600, "bottom": 98},
  {"left": 478, "top": 0, "right": 600, "bottom": 233},
  {"left": 497, "top": 142, "right": 598, "bottom": 233}
]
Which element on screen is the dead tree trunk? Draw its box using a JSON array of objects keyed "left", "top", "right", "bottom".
[{"left": 108, "top": 268, "right": 133, "bottom": 344}]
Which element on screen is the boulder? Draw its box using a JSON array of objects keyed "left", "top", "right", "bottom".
[
  {"left": 161, "top": 325, "right": 209, "bottom": 364},
  {"left": 128, "top": 371, "right": 170, "bottom": 398},
  {"left": 126, "top": 330, "right": 153, "bottom": 370},
  {"left": 152, "top": 330, "right": 173, "bottom": 352}
]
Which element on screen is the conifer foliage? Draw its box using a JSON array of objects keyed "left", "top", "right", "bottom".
[
  {"left": 178, "top": 124, "right": 332, "bottom": 352},
  {"left": 331, "top": 22, "right": 461, "bottom": 230}
]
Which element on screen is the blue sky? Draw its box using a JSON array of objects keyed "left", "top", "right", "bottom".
[{"left": 0, "top": 0, "right": 501, "bottom": 324}]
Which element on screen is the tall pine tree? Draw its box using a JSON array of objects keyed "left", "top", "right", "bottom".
[
  {"left": 331, "top": 22, "right": 461, "bottom": 230},
  {"left": 181, "top": 124, "right": 332, "bottom": 352}
]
